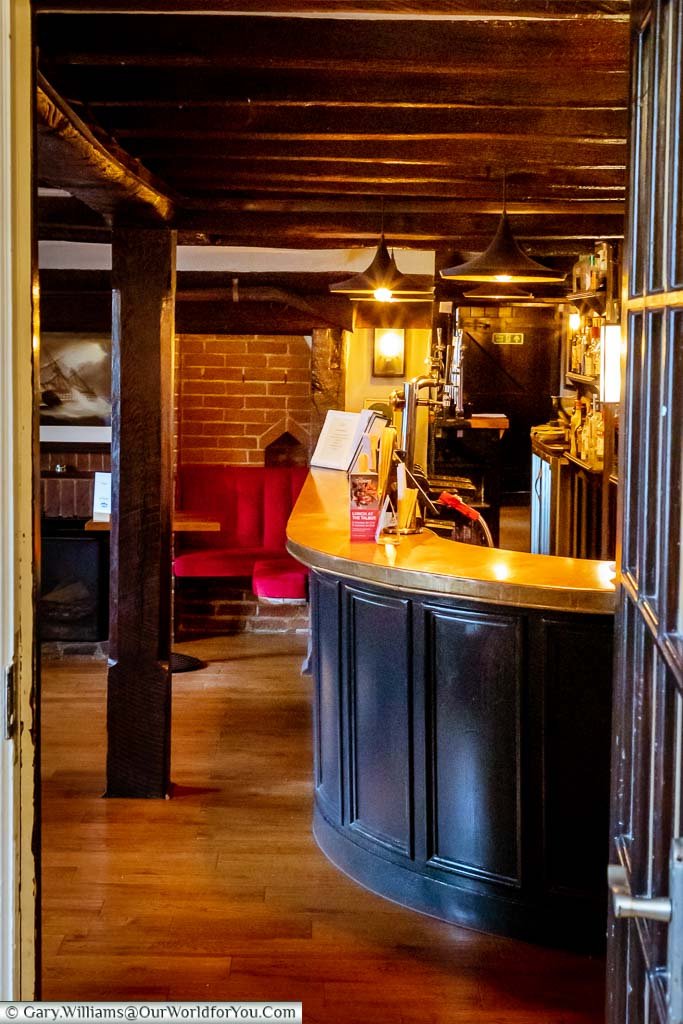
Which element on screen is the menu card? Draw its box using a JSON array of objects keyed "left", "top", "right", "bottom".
[
  {"left": 311, "top": 409, "right": 385, "bottom": 472},
  {"left": 92, "top": 471, "right": 112, "bottom": 522}
]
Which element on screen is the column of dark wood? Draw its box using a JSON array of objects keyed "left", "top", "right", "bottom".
[{"left": 106, "top": 226, "right": 176, "bottom": 798}]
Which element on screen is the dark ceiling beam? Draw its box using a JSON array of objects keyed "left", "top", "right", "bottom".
[
  {"left": 184, "top": 236, "right": 604, "bottom": 260},
  {"left": 124, "top": 153, "right": 627, "bottom": 187},
  {"left": 38, "top": 268, "right": 354, "bottom": 332},
  {"left": 38, "top": 192, "right": 109, "bottom": 229},
  {"left": 175, "top": 180, "right": 625, "bottom": 200},
  {"left": 180, "top": 197, "right": 622, "bottom": 216},
  {"left": 172, "top": 209, "right": 624, "bottom": 241},
  {"left": 31, "top": 1, "right": 630, "bottom": 18},
  {"left": 175, "top": 285, "right": 353, "bottom": 331},
  {"left": 38, "top": 66, "right": 629, "bottom": 108},
  {"left": 35, "top": 14, "right": 628, "bottom": 70},
  {"left": 170, "top": 179, "right": 626, "bottom": 204},
  {"left": 43, "top": 51, "right": 628, "bottom": 74},
  {"left": 36, "top": 74, "right": 175, "bottom": 223},
  {"left": 72, "top": 103, "right": 628, "bottom": 141},
  {"left": 121, "top": 138, "right": 627, "bottom": 173}
]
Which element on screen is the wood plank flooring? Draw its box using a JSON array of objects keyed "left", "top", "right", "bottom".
[{"left": 42, "top": 634, "right": 605, "bottom": 1022}]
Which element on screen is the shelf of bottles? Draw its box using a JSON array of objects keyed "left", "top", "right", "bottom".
[{"left": 564, "top": 242, "right": 620, "bottom": 477}]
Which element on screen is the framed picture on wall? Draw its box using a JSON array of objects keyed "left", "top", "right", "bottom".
[
  {"left": 372, "top": 327, "right": 405, "bottom": 378},
  {"left": 39, "top": 333, "right": 112, "bottom": 444}
]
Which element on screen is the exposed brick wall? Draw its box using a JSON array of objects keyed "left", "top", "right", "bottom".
[
  {"left": 175, "top": 580, "right": 310, "bottom": 638},
  {"left": 177, "top": 334, "right": 318, "bottom": 466},
  {"left": 41, "top": 448, "right": 111, "bottom": 518}
]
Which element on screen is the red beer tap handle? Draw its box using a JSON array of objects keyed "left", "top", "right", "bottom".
[{"left": 437, "top": 491, "right": 480, "bottom": 522}]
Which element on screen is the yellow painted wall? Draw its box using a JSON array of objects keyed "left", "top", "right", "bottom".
[{"left": 344, "top": 327, "right": 431, "bottom": 470}]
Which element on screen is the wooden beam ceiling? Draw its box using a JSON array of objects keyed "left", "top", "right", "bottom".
[
  {"left": 36, "top": 75, "right": 175, "bottom": 223},
  {"left": 35, "top": 7, "right": 629, "bottom": 261},
  {"left": 32, "top": 1, "right": 631, "bottom": 16}
]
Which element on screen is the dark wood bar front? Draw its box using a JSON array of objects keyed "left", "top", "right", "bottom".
[{"left": 288, "top": 469, "right": 616, "bottom": 952}]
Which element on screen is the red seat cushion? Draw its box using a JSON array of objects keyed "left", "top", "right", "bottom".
[
  {"left": 174, "top": 547, "right": 282, "bottom": 579},
  {"left": 252, "top": 557, "right": 309, "bottom": 601}
]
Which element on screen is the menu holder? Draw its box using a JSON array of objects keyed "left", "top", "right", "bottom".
[
  {"left": 311, "top": 408, "right": 387, "bottom": 472},
  {"left": 92, "top": 471, "right": 112, "bottom": 523}
]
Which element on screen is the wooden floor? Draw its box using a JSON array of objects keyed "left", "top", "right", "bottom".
[{"left": 42, "top": 634, "right": 605, "bottom": 1022}]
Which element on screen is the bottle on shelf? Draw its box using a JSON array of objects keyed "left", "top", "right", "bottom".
[
  {"left": 595, "top": 404, "right": 605, "bottom": 463},
  {"left": 580, "top": 398, "right": 592, "bottom": 463},
  {"left": 583, "top": 330, "right": 593, "bottom": 377},
  {"left": 569, "top": 399, "right": 582, "bottom": 457}
]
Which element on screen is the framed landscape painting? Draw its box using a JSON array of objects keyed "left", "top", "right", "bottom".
[{"left": 39, "top": 332, "right": 112, "bottom": 444}]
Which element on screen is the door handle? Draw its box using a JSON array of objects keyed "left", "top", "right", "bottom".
[
  {"left": 609, "top": 840, "right": 683, "bottom": 1024},
  {"left": 612, "top": 893, "right": 672, "bottom": 922},
  {"left": 608, "top": 861, "right": 672, "bottom": 921}
]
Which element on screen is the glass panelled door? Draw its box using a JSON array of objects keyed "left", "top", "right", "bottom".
[{"left": 608, "top": 3, "right": 683, "bottom": 1022}]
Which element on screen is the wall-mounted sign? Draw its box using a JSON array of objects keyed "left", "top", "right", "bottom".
[{"left": 492, "top": 332, "right": 525, "bottom": 346}]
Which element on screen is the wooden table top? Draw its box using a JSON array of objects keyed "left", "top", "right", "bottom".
[
  {"left": 286, "top": 467, "right": 616, "bottom": 615},
  {"left": 85, "top": 512, "right": 221, "bottom": 532}
]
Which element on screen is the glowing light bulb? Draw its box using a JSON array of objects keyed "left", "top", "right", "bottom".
[
  {"left": 493, "top": 274, "right": 512, "bottom": 283},
  {"left": 377, "top": 331, "right": 403, "bottom": 359},
  {"left": 373, "top": 287, "right": 393, "bottom": 303},
  {"left": 569, "top": 312, "right": 581, "bottom": 333}
]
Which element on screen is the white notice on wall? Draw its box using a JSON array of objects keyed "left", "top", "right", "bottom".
[{"left": 92, "top": 471, "right": 112, "bottom": 521}]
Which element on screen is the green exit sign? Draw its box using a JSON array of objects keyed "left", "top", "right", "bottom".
[{"left": 493, "top": 332, "right": 525, "bottom": 345}]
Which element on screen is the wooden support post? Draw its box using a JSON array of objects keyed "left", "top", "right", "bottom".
[{"left": 106, "top": 226, "right": 176, "bottom": 798}]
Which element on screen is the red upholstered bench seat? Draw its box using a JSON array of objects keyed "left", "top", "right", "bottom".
[
  {"left": 174, "top": 465, "right": 309, "bottom": 601},
  {"left": 252, "top": 556, "right": 308, "bottom": 601},
  {"left": 174, "top": 546, "right": 284, "bottom": 579}
]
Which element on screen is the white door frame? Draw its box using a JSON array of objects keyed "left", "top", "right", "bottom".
[{"left": 0, "top": 0, "right": 38, "bottom": 1001}]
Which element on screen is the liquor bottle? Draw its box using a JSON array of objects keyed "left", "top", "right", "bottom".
[
  {"left": 583, "top": 336, "right": 593, "bottom": 377},
  {"left": 580, "top": 401, "right": 591, "bottom": 462},
  {"left": 569, "top": 399, "right": 582, "bottom": 457},
  {"left": 595, "top": 405, "right": 605, "bottom": 463}
]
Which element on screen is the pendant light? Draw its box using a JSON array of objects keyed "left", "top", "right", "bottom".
[
  {"left": 330, "top": 202, "right": 434, "bottom": 302},
  {"left": 330, "top": 235, "right": 434, "bottom": 302},
  {"left": 441, "top": 177, "right": 566, "bottom": 285},
  {"left": 463, "top": 283, "right": 534, "bottom": 301}
]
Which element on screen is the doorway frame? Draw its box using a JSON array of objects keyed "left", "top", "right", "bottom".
[{"left": 0, "top": 0, "right": 39, "bottom": 1001}]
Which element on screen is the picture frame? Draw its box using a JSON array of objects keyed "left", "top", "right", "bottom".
[
  {"left": 372, "top": 327, "right": 405, "bottom": 378},
  {"left": 39, "top": 332, "right": 112, "bottom": 444}
]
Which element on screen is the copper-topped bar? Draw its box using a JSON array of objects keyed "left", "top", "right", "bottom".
[
  {"left": 287, "top": 466, "right": 616, "bottom": 614},
  {"left": 287, "top": 467, "right": 615, "bottom": 952}
]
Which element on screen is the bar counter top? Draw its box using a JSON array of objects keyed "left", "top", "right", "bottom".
[{"left": 287, "top": 467, "right": 616, "bottom": 615}]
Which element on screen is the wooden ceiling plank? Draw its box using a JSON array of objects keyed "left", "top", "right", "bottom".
[
  {"left": 35, "top": 13, "right": 629, "bottom": 70},
  {"left": 32, "top": 1, "right": 631, "bottom": 18},
  {"left": 37, "top": 65, "right": 630, "bottom": 108},
  {"left": 171, "top": 209, "right": 624, "bottom": 239},
  {"left": 124, "top": 151, "right": 628, "bottom": 181},
  {"left": 177, "top": 181, "right": 625, "bottom": 199},
  {"left": 81, "top": 103, "right": 628, "bottom": 141},
  {"left": 176, "top": 197, "right": 623, "bottom": 215},
  {"left": 121, "top": 137, "right": 626, "bottom": 171}
]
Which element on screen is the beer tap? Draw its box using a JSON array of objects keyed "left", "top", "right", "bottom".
[{"left": 389, "top": 317, "right": 467, "bottom": 476}]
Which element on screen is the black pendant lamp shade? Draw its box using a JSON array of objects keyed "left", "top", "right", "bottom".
[
  {"left": 441, "top": 212, "right": 566, "bottom": 284},
  {"left": 463, "top": 282, "right": 534, "bottom": 301},
  {"left": 329, "top": 236, "right": 435, "bottom": 302}
]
